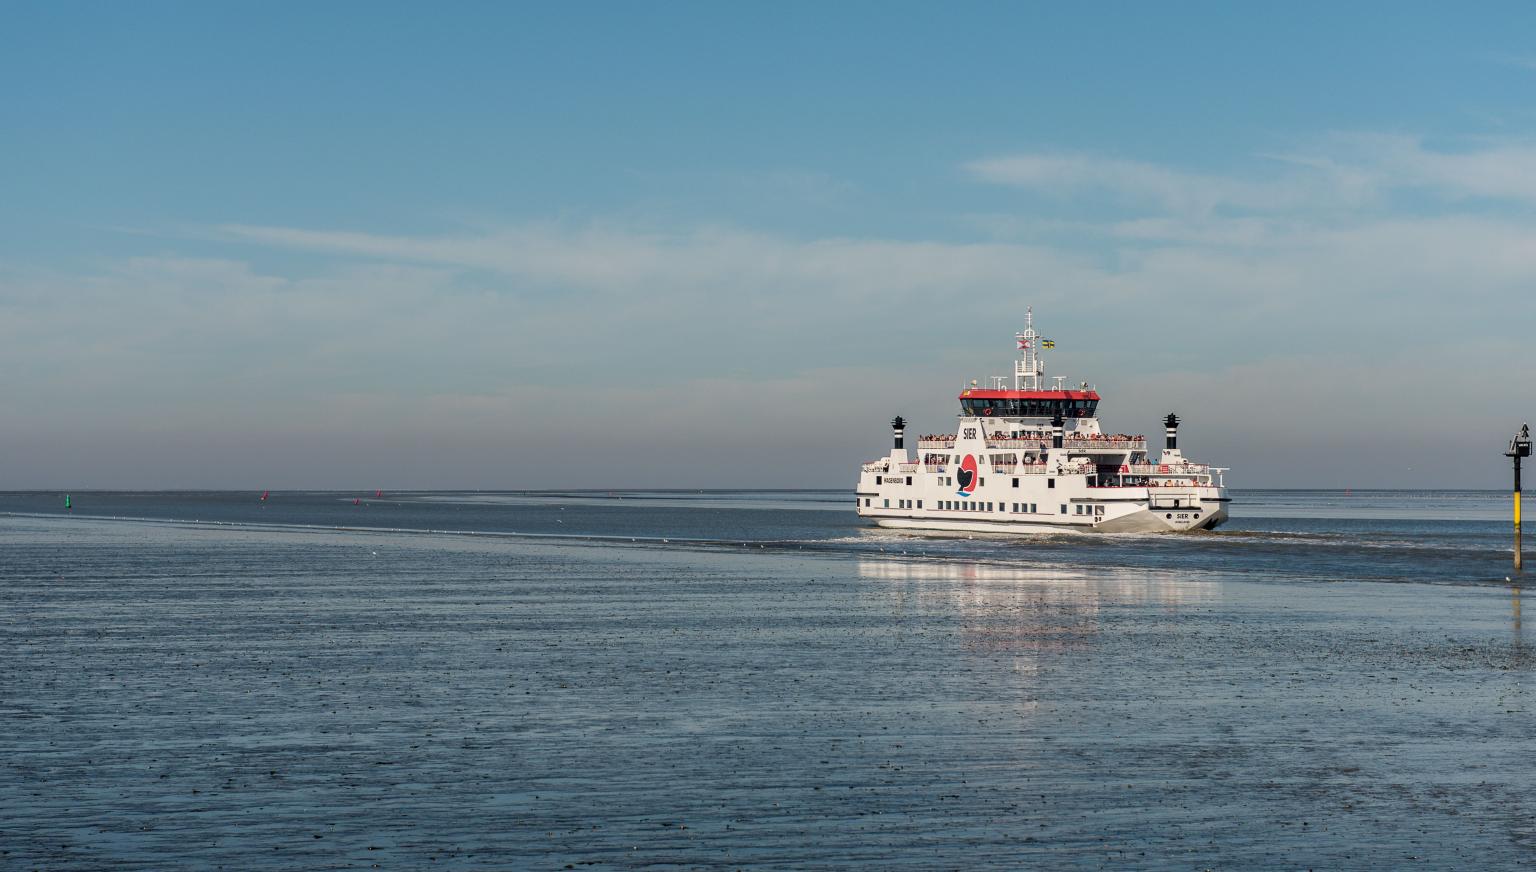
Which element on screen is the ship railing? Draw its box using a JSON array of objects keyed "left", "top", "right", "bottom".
[
  {"left": 1063, "top": 438, "right": 1147, "bottom": 450},
  {"left": 984, "top": 439, "right": 1050, "bottom": 449},
  {"left": 1123, "top": 463, "right": 1210, "bottom": 475},
  {"left": 1007, "top": 464, "right": 1096, "bottom": 475},
  {"left": 916, "top": 439, "right": 955, "bottom": 449},
  {"left": 976, "top": 437, "right": 1147, "bottom": 450},
  {"left": 897, "top": 462, "right": 920, "bottom": 473}
]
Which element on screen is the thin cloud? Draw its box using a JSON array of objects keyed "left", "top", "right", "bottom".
[
  {"left": 963, "top": 152, "right": 1349, "bottom": 215},
  {"left": 970, "top": 136, "right": 1536, "bottom": 215},
  {"left": 210, "top": 222, "right": 1101, "bottom": 302}
]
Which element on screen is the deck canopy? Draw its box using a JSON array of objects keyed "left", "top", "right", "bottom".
[{"left": 959, "top": 389, "right": 1100, "bottom": 418}]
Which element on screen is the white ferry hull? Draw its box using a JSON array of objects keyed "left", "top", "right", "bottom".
[{"left": 870, "top": 503, "right": 1228, "bottom": 535}]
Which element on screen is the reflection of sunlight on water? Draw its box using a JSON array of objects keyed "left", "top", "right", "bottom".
[
  {"left": 855, "top": 560, "right": 1221, "bottom": 717},
  {"left": 857, "top": 558, "right": 1217, "bottom": 606},
  {"left": 858, "top": 558, "right": 1219, "bottom": 657}
]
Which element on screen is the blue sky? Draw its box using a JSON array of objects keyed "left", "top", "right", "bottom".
[{"left": 4, "top": 3, "right": 1536, "bottom": 488}]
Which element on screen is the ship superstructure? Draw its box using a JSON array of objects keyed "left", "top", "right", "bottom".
[{"left": 855, "top": 310, "right": 1229, "bottom": 533}]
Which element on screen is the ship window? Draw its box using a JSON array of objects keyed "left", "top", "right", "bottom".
[
  {"left": 906, "top": 476, "right": 912, "bottom": 485},
  {"left": 917, "top": 500, "right": 922, "bottom": 509},
  {"left": 864, "top": 498, "right": 870, "bottom": 507},
  {"left": 1048, "top": 478, "right": 1055, "bottom": 488},
  {"left": 883, "top": 499, "right": 889, "bottom": 508},
  {"left": 1012, "top": 478, "right": 1019, "bottom": 487},
  {"left": 1060, "top": 504, "right": 1067, "bottom": 514},
  {"left": 1096, "top": 505, "right": 1105, "bottom": 515},
  {"left": 875, "top": 475, "right": 882, "bottom": 484}
]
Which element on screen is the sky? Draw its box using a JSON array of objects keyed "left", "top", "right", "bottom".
[{"left": 3, "top": 2, "right": 1536, "bottom": 489}]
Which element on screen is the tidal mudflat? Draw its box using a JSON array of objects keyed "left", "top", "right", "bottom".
[{"left": 4, "top": 511, "right": 1536, "bottom": 869}]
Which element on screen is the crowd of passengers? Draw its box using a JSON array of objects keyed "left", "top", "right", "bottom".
[{"left": 918, "top": 431, "right": 1145, "bottom": 442}]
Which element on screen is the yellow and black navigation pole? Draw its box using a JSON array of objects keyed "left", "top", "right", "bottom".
[{"left": 1508, "top": 423, "right": 1532, "bottom": 572}]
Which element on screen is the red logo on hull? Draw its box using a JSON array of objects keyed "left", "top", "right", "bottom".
[{"left": 956, "top": 455, "right": 978, "bottom": 496}]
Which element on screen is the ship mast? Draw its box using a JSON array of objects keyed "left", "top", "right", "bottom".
[{"left": 1014, "top": 308, "right": 1045, "bottom": 391}]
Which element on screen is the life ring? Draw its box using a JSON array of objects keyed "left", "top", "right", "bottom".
[{"left": 983, "top": 408, "right": 993, "bottom": 416}]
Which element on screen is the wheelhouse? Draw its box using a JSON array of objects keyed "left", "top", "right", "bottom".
[{"left": 959, "top": 389, "right": 1100, "bottom": 419}]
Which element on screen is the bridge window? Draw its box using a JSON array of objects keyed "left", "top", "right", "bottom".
[{"left": 961, "top": 398, "right": 1099, "bottom": 418}]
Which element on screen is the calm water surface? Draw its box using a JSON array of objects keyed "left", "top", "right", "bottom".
[{"left": 3, "top": 490, "right": 1534, "bottom": 868}]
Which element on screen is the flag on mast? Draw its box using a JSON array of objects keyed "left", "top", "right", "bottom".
[{"left": 1042, "top": 339, "right": 1056, "bottom": 348}]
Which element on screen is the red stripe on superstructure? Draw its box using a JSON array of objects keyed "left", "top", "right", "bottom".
[{"left": 958, "top": 390, "right": 1100, "bottom": 400}]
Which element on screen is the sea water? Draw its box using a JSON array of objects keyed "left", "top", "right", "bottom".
[{"left": 3, "top": 490, "right": 1534, "bottom": 868}]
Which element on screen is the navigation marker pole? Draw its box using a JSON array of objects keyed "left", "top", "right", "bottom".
[{"left": 1509, "top": 423, "right": 1532, "bottom": 572}]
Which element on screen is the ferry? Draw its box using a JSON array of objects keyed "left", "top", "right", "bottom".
[{"left": 855, "top": 310, "right": 1230, "bottom": 533}]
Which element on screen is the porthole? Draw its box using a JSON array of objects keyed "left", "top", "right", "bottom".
[{"left": 1165, "top": 513, "right": 1173, "bottom": 519}]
